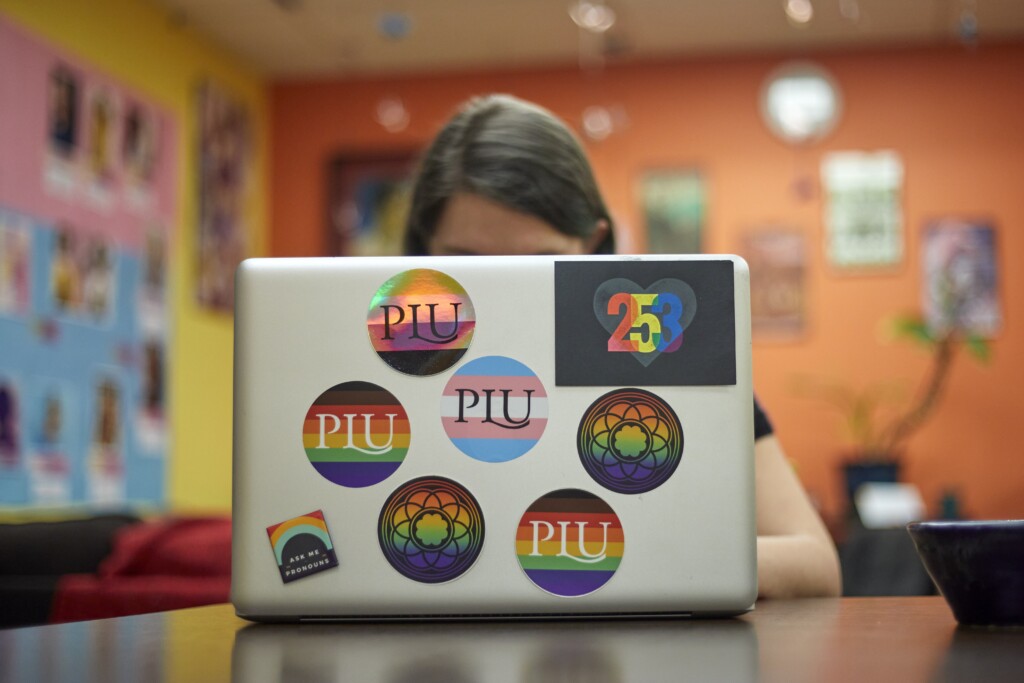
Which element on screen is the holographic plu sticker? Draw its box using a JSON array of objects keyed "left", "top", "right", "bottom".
[
  {"left": 378, "top": 476, "right": 485, "bottom": 584},
  {"left": 516, "top": 489, "right": 623, "bottom": 598},
  {"left": 441, "top": 355, "right": 547, "bottom": 463},
  {"left": 577, "top": 388, "right": 683, "bottom": 494},
  {"left": 367, "top": 269, "right": 475, "bottom": 376},
  {"left": 303, "top": 381, "right": 410, "bottom": 488},
  {"left": 266, "top": 510, "right": 340, "bottom": 583}
]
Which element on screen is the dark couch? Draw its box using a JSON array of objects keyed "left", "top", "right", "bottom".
[{"left": 0, "top": 514, "right": 231, "bottom": 629}]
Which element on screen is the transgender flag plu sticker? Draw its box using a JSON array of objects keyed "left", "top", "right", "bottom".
[{"left": 440, "top": 355, "right": 547, "bottom": 463}]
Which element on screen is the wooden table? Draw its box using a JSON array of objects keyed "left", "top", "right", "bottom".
[{"left": 1, "top": 597, "right": 1022, "bottom": 682}]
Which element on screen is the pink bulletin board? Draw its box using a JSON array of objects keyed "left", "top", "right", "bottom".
[{"left": 0, "top": 15, "right": 177, "bottom": 508}]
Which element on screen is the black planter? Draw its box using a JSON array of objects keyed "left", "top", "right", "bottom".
[{"left": 842, "top": 459, "right": 901, "bottom": 517}]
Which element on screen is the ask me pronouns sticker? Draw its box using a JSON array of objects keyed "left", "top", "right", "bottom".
[
  {"left": 441, "top": 356, "right": 548, "bottom": 463},
  {"left": 266, "top": 510, "right": 340, "bottom": 583},
  {"left": 367, "top": 268, "right": 475, "bottom": 376},
  {"left": 302, "top": 381, "right": 410, "bottom": 488}
]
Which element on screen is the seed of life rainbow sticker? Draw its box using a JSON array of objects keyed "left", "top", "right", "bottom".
[
  {"left": 577, "top": 388, "right": 683, "bottom": 494},
  {"left": 266, "top": 510, "right": 340, "bottom": 583},
  {"left": 378, "top": 476, "right": 485, "bottom": 584},
  {"left": 302, "top": 381, "right": 410, "bottom": 488},
  {"left": 367, "top": 269, "right": 475, "bottom": 376},
  {"left": 441, "top": 355, "right": 548, "bottom": 463},
  {"left": 516, "top": 489, "right": 624, "bottom": 598}
]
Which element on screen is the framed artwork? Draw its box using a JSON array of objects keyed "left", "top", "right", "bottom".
[
  {"left": 325, "top": 153, "right": 417, "bottom": 256},
  {"left": 638, "top": 169, "right": 705, "bottom": 254},
  {"left": 738, "top": 229, "right": 807, "bottom": 338},
  {"left": 922, "top": 219, "right": 1000, "bottom": 337},
  {"left": 821, "top": 151, "right": 903, "bottom": 270}
]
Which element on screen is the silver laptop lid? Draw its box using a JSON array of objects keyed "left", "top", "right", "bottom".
[{"left": 231, "top": 255, "right": 756, "bottom": 620}]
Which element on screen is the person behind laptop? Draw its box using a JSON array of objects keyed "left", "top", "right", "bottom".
[{"left": 404, "top": 94, "right": 841, "bottom": 599}]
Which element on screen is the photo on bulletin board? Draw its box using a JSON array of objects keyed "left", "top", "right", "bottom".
[
  {"left": 922, "top": 218, "right": 1000, "bottom": 337},
  {"left": 738, "top": 229, "right": 806, "bottom": 338},
  {"left": 821, "top": 150, "right": 903, "bottom": 270},
  {"left": 638, "top": 169, "right": 705, "bottom": 254},
  {"left": 0, "top": 211, "right": 32, "bottom": 317},
  {"left": 47, "top": 63, "right": 80, "bottom": 160},
  {"left": 83, "top": 83, "right": 120, "bottom": 203},
  {"left": 196, "top": 80, "right": 252, "bottom": 312},
  {"left": 325, "top": 153, "right": 416, "bottom": 256},
  {"left": 26, "top": 380, "right": 76, "bottom": 505},
  {"left": 0, "top": 375, "right": 23, "bottom": 472}
]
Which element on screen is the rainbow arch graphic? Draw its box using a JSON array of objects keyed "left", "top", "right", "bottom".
[{"left": 265, "top": 510, "right": 340, "bottom": 583}]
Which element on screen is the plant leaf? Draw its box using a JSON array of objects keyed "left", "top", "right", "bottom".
[
  {"left": 964, "top": 334, "right": 992, "bottom": 362},
  {"left": 891, "top": 314, "right": 935, "bottom": 345}
]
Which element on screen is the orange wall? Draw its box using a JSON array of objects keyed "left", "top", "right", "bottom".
[{"left": 271, "top": 44, "right": 1024, "bottom": 523}]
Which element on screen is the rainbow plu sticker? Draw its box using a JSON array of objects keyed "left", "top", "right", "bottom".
[
  {"left": 367, "top": 269, "right": 475, "bottom": 376},
  {"left": 378, "top": 476, "right": 485, "bottom": 584},
  {"left": 266, "top": 510, "right": 340, "bottom": 583},
  {"left": 441, "top": 356, "right": 547, "bottom": 463},
  {"left": 303, "top": 381, "right": 410, "bottom": 488},
  {"left": 516, "top": 489, "right": 623, "bottom": 598},
  {"left": 577, "top": 388, "right": 683, "bottom": 494}
]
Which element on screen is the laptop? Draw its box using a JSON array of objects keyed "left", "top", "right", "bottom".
[{"left": 231, "top": 254, "right": 756, "bottom": 621}]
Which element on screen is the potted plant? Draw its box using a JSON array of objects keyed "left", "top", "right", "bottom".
[{"left": 795, "top": 280, "right": 991, "bottom": 515}]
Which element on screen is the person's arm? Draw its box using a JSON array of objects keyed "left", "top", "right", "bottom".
[{"left": 755, "top": 434, "right": 842, "bottom": 598}]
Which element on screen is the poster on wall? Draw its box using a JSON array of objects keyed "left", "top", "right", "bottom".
[
  {"left": 639, "top": 169, "right": 705, "bottom": 254},
  {"left": 196, "top": 80, "right": 252, "bottom": 312},
  {"left": 326, "top": 153, "right": 416, "bottom": 256},
  {"left": 922, "top": 219, "right": 1000, "bottom": 337},
  {"left": 0, "top": 16, "right": 176, "bottom": 508},
  {"left": 821, "top": 150, "right": 903, "bottom": 269},
  {"left": 738, "top": 229, "right": 807, "bottom": 338}
]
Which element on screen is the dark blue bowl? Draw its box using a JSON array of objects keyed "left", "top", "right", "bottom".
[{"left": 907, "top": 520, "right": 1024, "bottom": 627}]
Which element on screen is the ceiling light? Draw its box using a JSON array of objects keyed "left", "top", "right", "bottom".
[
  {"left": 784, "top": 0, "right": 814, "bottom": 25},
  {"left": 378, "top": 12, "right": 412, "bottom": 40},
  {"left": 839, "top": 0, "right": 860, "bottom": 23},
  {"left": 376, "top": 97, "right": 409, "bottom": 133},
  {"left": 569, "top": 1, "right": 616, "bottom": 34}
]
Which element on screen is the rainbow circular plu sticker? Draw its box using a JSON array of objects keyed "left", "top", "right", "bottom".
[
  {"left": 302, "top": 381, "right": 410, "bottom": 488},
  {"left": 441, "top": 355, "right": 548, "bottom": 463},
  {"left": 516, "top": 489, "right": 624, "bottom": 598},
  {"left": 367, "top": 269, "right": 475, "bottom": 376},
  {"left": 577, "top": 388, "right": 683, "bottom": 494},
  {"left": 378, "top": 476, "right": 485, "bottom": 584}
]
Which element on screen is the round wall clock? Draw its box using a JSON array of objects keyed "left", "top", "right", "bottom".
[{"left": 760, "top": 61, "right": 843, "bottom": 145}]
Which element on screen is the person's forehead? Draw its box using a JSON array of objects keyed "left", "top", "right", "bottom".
[{"left": 432, "top": 192, "right": 582, "bottom": 256}]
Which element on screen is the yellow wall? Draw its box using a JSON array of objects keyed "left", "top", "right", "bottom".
[{"left": 0, "top": 0, "right": 267, "bottom": 512}]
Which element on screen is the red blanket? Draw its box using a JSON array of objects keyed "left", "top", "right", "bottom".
[{"left": 50, "top": 517, "right": 232, "bottom": 623}]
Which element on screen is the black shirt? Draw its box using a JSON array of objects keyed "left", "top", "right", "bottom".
[{"left": 754, "top": 396, "right": 773, "bottom": 441}]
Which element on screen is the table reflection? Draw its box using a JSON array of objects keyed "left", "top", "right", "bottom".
[
  {"left": 931, "top": 626, "right": 1024, "bottom": 682},
  {"left": 0, "top": 617, "right": 165, "bottom": 683},
  {"left": 231, "top": 618, "right": 758, "bottom": 683}
]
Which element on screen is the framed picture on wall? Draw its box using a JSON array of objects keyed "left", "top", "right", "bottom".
[
  {"left": 821, "top": 150, "right": 903, "bottom": 270},
  {"left": 326, "top": 153, "right": 418, "bottom": 256},
  {"left": 738, "top": 229, "right": 807, "bottom": 338},
  {"left": 922, "top": 218, "right": 1000, "bottom": 337},
  {"left": 638, "top": 169, "right": 705, "bottom": 254}
]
